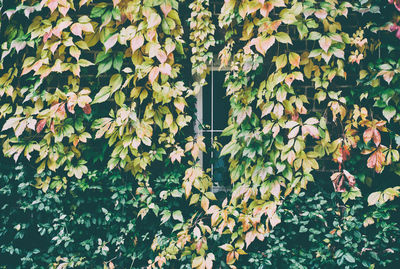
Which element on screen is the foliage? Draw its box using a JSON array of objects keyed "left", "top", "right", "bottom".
[
  {"left": 246, "top": 189, "right": 400, "bottom": 268},
  {"left": 0, "top": 0, "right": 400, "bottom": 268}
]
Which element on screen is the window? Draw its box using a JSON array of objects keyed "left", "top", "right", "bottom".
[{"left": 195, "top": 64, "right": 230, "bottom": 188}]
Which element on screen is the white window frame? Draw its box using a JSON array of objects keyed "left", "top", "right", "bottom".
[{"left": 195, "top": 60, "right": 230, "bottom": 190}]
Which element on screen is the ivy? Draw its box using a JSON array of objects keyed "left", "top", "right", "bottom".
[{"left": 0, "top": 0, "right": 400, "bottom": 268}]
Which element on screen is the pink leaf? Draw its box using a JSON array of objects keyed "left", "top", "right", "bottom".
[
  {"left": 160, "top": 3, "right": 172, "bottom": 17},
  {"left": 71, "top": 23, "right": 83, "bottom": 38},
  {"left": 131, "top": 35, "right": 144, "bottom": 53},
  {"left": 36, "top": 119, "right": 47, "bottom": 133},
  {"left": 149, "top": 67, "right": 160, "bottom": 83},
  {"left": 104, "top": 34, "right": 118, "bottom": 52},
  {"left": 156, "top": 50, "right": 167, "bottom": 63},
  {"left": 319, "top": 36, "right": 332, "bottom": 53}
]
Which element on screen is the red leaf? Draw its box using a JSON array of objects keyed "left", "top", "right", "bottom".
[
  {"left": 373, "top": 128, "right": 381, "bottom": 146},
  {"left": 289, "top": 52, "right": 300, "bottom": 68},
  {"left": 343, "top": 170, "right": 355, "bottom": 187},
  {"left": 363, "top": 128, "right": 373, "bottom": 144},
  {"left": 331, "top": 172, "right": 345, "bottom": 192},
  {"left": 36, "top": 119, "right": 47, "bottom": 133},
  {"left": 43, "top": 32, "right": 53, "bottom": 43},
  {"left": 53, "top": 20, "right": 72, "bottom": 38},
  {"left": 255, "top": 36, "right": 275, "bottom": 55},
  {"left": 83, "top": 104, "right": 92, "bottom": 114},
  {"left": 50, "top": 120, "right": 55, "bottom": 133},
  {"left": 367, "top": 148, "right": 385, "bottom": 173}
]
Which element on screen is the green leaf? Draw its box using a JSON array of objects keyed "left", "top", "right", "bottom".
[
  {"left": 92, "top": 86, "right": 111, "bottom": 104},
  {"left": 172, "top": 210, "right": 183, "bottom": 222},
  {"left": 275, "top": 54, "right": 287, "bottom": 70},
  {"left": 343, "top": 253, "right": 355, "bottom": 263},
  {"left": 113, "top": 52, "right": 123, "bottom": 72},
  {"left": 78, "top": 59, "right": 94, "bottom": 67},
  {"left": 308, "top": 31, "right": 322, "bottom": 41},
  {"left": 368, "top": 192, "right": 381, "bottom": 206},
  {"left": 114, "top": 91, "right": 125, "bottom": 106},
  {"left": 383, "top": 106, "right": 396, "bottom": 122},
  {"left": 97, "top": 58, "right": 113, "bottom": 76},
  {"left": 275, "top": 32, "right": 292, "bottom": 44}
]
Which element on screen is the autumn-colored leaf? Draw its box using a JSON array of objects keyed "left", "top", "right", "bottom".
[
  {"left": 161, "top": 3, "right": 172, "bottom": 17},
  {"left": 156, "top": 50, "right": 167, "bottom": 64},
  {"left": 367, "top": 147, "right": 386, "bottom": 173},
  {"left": 71, "top": 23, "right": 83, "bottom": 38},
  {"left": 319, "top": 36, "right": 332, "bottom": 52},
  {"left": 149, "top": 66, "right": 160, "bottom": 83},
  {"left": 159, "top": 63, "right": 171, "bottom": 75},
  {"left": 131, "top": 35, "right": 144, "bottom": 53},
  {"left": 83, "top": 104, "right": 92, "bottom": 114},
  {"left": 289, "top": 52, "right": 300, "bottom": 68},
  {"left": 104, "top": 34, "right": 118, "bottom": 52},
  {"left": 36, "top": 119, "right": 47, "bottom": 133}
]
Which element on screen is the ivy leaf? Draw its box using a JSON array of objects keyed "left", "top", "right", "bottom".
[
  {"left": 255, "top": 36, "right": 275, "bottom": 55},
  {"left": 383, "top": 106, "right": 396, "bottom": 122},
  {"left": 172, "top": 210, "right": 183, "bottom": 222},
  {"left": 35, "top": 119, "right": 47, "bottom": 133},
  {"left": 71, "top": 23, "right": 83, "bottom": 38},
  {"left": 131, "top": 34, "right": 144, "bottom": 53},
  {"left": 192, "top": 256, "right": 204, "bottom": 268},
  {"left": 159, "top": 63, "right": 171, "bottom": 76},
  {"left": 149, "top": 67, "right": 160, "bottom": 83},
  {"left": 97, "top": 57, "right": 113, "bottom": 76},
  {"left": 161, "top": 3, "right": 172, "bottom": 17},
  {"left": 2, "top": 117, "right": 20, "bottom": 131},
  {"left": 104, "top": 34, "right": 118, "bottom": 52},
  {"left": 113, "top": 52, "right": 123, "bottom": 71},
  {"left": 319, "top": 36, "right": 331, "bottom": 52},
  {"left": 115, "top": 91, "right": 125, "bottom": 106},
  {"left": 219, "top": 244, "right": 234, "bottom": 251},
  {"left": 147, "top": 13, "right": 162, "bottom": 28},
  {"left": 343, "top": 253, "right": 355, "bottom": 263},
  {"left": 275, "top": 54, "right": 287, "bottom": 70},
  {"left": 289, "top": 52, "right": 300, "bottom": 68},
  {"left": 70, "top": 46, "right": 81, "bottom": 61},
  {"left": 368, "top": 192, "right": 381, "bottom": 206},
  {"left": 275, "top": 32, "right": 292, "bottom": 44},
  {"left": 92, "top": 86, "right": 111, "bottom": 104},
  {"left": 308, "top": 31, "right": 322, "bottom": 40}
]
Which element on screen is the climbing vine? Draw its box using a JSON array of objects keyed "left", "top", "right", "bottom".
[{"left": 1, "top": 0, "right": 400, "bottom": 268}]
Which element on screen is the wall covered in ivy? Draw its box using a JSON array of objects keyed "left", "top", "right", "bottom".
[{"left": 0, "top": 0, "right": 400, "bottom": 268}]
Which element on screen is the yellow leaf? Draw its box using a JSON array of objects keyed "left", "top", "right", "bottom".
[
  {"left": 192, "top": 256, "right": 204, "bottom": 268},
  {"left": 201, "top": 196, "right": 209, "bottom": 212}
]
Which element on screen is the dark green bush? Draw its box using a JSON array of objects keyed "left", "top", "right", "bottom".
[{"left": 245, "top": 189, "right": 400, "bottom": 269}]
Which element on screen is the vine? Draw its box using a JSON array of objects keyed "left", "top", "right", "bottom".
[{"left": 0, "top": 0, "right": 400, "bottom": 268}]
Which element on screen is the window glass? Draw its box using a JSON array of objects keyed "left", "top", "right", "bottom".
[{"left": 201, "top": 70, "right": 230, "bottom": 185}]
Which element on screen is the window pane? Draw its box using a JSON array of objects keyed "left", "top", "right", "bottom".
[
  {"left": 202, "top": 78, "right": 211, "bottom": 128},
  {"left": 212, "top": 71, "right": 229, "bottom": 130}
]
